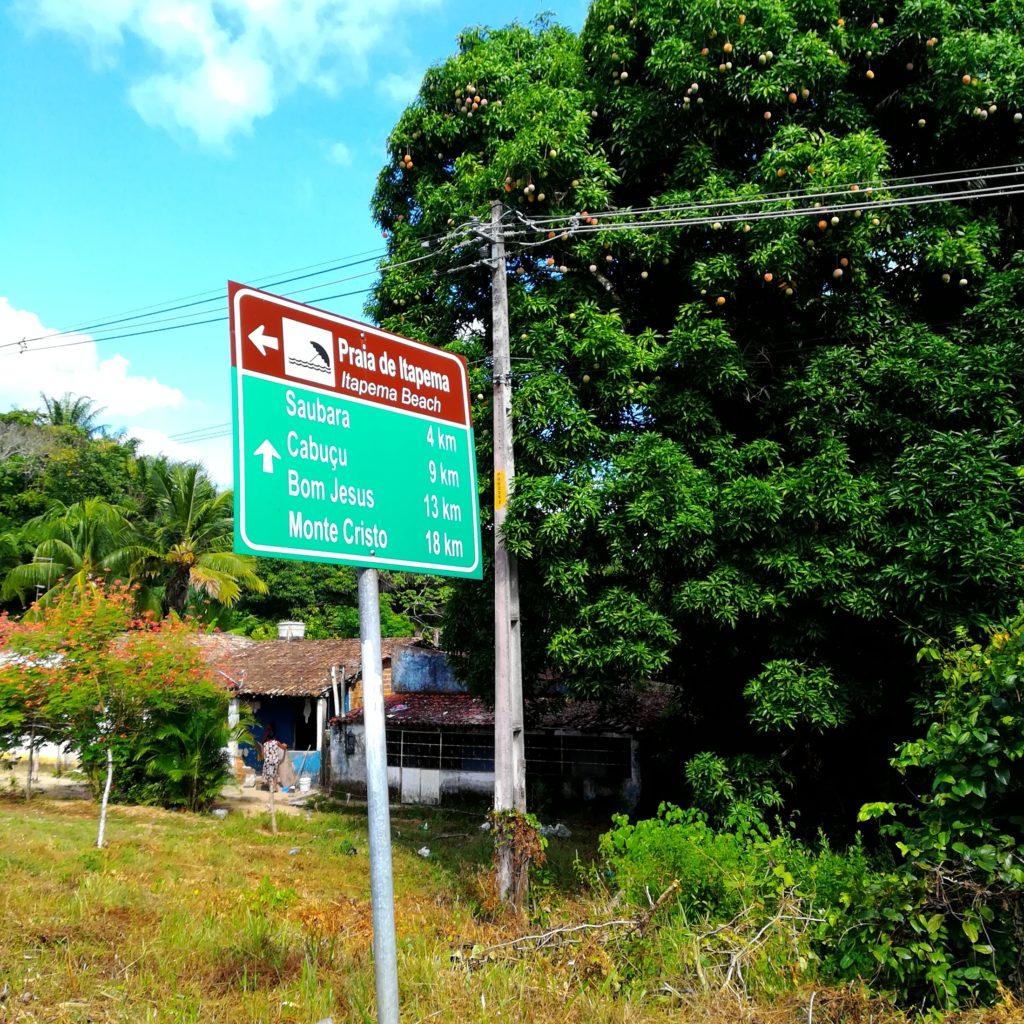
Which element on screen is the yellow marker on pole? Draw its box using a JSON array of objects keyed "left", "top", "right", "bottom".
[{"left": 494, "top": 469, "right": 508, "bottom": 510}]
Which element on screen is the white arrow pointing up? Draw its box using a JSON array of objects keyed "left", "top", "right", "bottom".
[
  {"left": 253, "top": 439, "right": 281, "bottom": 474},
  {"left": 248, "top": 324, "right": 279, "bottom": 357}
]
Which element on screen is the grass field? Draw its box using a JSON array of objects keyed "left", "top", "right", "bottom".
[
  {"left": 0, "top": 792, "right": 1017, "bottom": 1024},
  {"left": 0, "top": 791, "right": 623, "bottom": 1024}
]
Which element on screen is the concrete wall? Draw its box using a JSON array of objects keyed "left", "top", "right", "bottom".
[
  {"left": 440, "top": 768, "right": 494, "bottom": 798},
  {"left": 326, "top": 723, "right": 635, "bottom": 807},
  {"left": 328, "top": 720, "right": 368, "bottom": 790},
  {"left": 327, "top": 724, "right": 492, "bottom": 804}
]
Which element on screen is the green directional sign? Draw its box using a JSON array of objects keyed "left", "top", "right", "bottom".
[{"left": 229, "top": 283, "right": 482, "bottom": 578}]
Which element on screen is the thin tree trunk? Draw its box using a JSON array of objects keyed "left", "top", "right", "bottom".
[
  {"left": 269, "top": 778, "right": 278, "bottom": 835},
  {"left": 25, "top": 724, "right": 35, "bottom": 801},
  {"left": 97, "top": 744, "right": 114, "bottom": 848}
]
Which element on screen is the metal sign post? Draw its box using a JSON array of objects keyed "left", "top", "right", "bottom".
[{"left": 358, "top": 567, "right": 399, "bottom": 1024}]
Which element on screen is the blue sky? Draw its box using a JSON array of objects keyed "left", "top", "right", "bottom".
[{"left": 0, "top": 0, "right": 588, "bottom": 485}]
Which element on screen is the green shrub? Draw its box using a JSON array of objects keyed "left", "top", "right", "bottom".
[
  {"left": 683, "top": 751, "right": 791, "bottom": 827},
  {"left": 600, "top": 618, "right": 1024, "bottom": 1011},
  {"left": 601, "top": 802, "right": 871, "bottom": 920},
  {"left": 1, "top": 586, "right": 240, "bottom": 817},
  {"left": 137, "top": 692, "right": 246, "bottom": 812},
  {"left": 834, "top": 622, "right": 1024, "bottom": 1009},
  {"left": 600, "top": 803, "right": 875, "bottom": 998}
]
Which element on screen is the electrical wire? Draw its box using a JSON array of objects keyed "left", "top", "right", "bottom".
[
  {"left": 168, "top": 421, "right": 231, "bottom": 441},
  {"left": 174, "top": 429, "right": 232, "bottom": 444},
  {"left": 510, "top": 178, "right": 1024, "bottom": 236},
  {"left": 10, "top": 248, "right": 386, "bottom": 347},
  {"left": 515, "top": 163, "right": 1024, "bottom": 227},
  {"left": 118, "top": 173, "right": 1024, "bottom": 446},
  {"left": 2, "top": 247, "right": 455, "bottom": 357},
  {"left": 14, "top": 250, "right": 423, "bottom": 349},
  {"left": 6, "top": 222, "right": 466, "bottom": 349},
  {"left": 7, "top": 164, "right": 1020, "bottom": 358},
  {"left": 503, "top": 182, "right": 1024, "bottom": 250}
]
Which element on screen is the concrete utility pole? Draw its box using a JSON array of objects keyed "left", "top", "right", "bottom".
[{"left": 487, "top": 200, "right": 527, "bottom": 901}]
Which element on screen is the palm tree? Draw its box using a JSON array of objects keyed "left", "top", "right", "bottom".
[
  {"left": 38, "top": 392, "right": 107, "bottom": 436},
  {"left": 135, "top": 462, "right": 267, "bottom": 615},
  {"left": 0, "top": 498, "right": 144, "bottom": 606}
]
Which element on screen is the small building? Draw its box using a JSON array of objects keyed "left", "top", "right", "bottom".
[
  {"left": 195, "top": 627, "right": 419, "bottom": 779},
  {"left": 327, "top": 644, "right": 673, "bottom": 807}
]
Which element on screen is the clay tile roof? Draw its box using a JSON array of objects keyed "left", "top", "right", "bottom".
[
  {"left": 195, "top": 636, "right": 419, "bottom": 698},
  {"left": 340, "top": 692, "right": 493, "bottom": 727},
  {"left": 192, "top": 632, "right": 259, "bottom": 664},
  {"left": 338, "top": 684, "right": 676, "bottom": 733}
]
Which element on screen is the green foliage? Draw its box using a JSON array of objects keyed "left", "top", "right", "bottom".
[
  {"left": 134, "top": 461, "right": 266, "bottom": 616},
  {"left": 371, "top": 0, "right": 1024, "bottom": 822},
  {"left": 604, "top": 617, "right": 1024, "bottom": 1010},
  {"left": 32, "top": 431, "right": 141, "bottom": 511},
  {"left": 38, "top": 392, "right": 107, "bottom": 435},
  {"left": 132, "top": 696, "right": 249, "bottom": 812},
  {"left": 0, "top": 498, "right": 141, "bottom": 608},
  {"left": 232, "top": 559, "right": 432, "bottom": 638},
  {"left": 744, "top": 659, "right": 848, "bottom": 732},
  {"left": 0, "top": 404, "right": 267, "bottom": 623},
  {"left": 0, "top": 411, "right": 144, "bottom": 583},
  {"left": 684, "top": 751, "right": 791, "bottom": 826},
  {"left": 599, "top": 803, "right": 874, "bottom": 998},
  {"left": 835, "top": 621, "right": 1024, "bottom": 1008}
]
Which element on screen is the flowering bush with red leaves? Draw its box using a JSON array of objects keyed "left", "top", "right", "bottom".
[{"left": 0, "top": 583, "right": 232, "bottom": 806}]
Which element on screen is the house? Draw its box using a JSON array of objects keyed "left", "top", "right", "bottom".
[
  {"left": 195, "top": 624, "right": 419, "bottom": 779},
  {"left": 326, "top": 643, "right": 674, "bottom": 806}
]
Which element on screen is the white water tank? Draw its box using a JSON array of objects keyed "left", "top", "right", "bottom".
[{"left": 277, "top": 620, "right": 306, "bottom": 640}]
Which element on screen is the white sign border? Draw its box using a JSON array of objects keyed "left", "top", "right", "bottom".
[{"left": 232, "top": 286, "right": 482, "bottom": 577}]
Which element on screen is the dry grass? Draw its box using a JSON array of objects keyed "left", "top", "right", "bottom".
[{"left": 0, "top": 792, "right": 1017, "bottom": 1024}]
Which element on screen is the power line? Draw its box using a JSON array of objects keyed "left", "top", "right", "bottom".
[
  {"left": 10, "top": 248, "right": 388, "bottom": 347},
  {"left": 173, "top": 429, "right": 232, "bottom": 445},
  {"left": 505, "top": 181, "right": 1024, "bottom": 249},
  {"left": 8, "top": 163, "right": 1019, "bottom": 359},
  {"left": 514, "top": 164, "right": 1024, "bottom": 228},
  {"left": 13, "top": 251, "right": 391, "bottom": 349},
  {"left": 124, "top": 170, "right": 1024, "bottom": 448},
  {"left": 5, "top": 224, "right": 466, "bottom": 350},
  {"left": 2, "top": 249, "right": 454, "bottom": 358},
  {"left": 168, "top": 421, "right": 231, "bottom": 441}
]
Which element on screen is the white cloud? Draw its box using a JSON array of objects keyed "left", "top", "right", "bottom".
[
  {"left": 128, "top": 426, "right": 233, "bottom": 489},
  {"left": 17, "top": 0, "right": 437, "bottom": 145},
  {"left": 327, "top": 140, "right": 352, "bottom": 166},
  {"left": 130, "top": 46, "right": 274, "bottom": 146},
  {"left": 377, "top": 71, "right": 421, "bottom": 106},
  {"left": 0, "top": 297, "right": 185, "bottom": 418},
  {"left": 0, "top": 298, "right": 234, "bottom": 488}
]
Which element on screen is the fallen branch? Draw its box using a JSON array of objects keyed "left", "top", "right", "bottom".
[
  {"left": 459, "top": 879, "right": 681, "bottom": 962},
  {"left": 637, "top": 879, "right": 681, "bottom": 934},
  {"left": 474, "top": 919, "right": 640, "bottom": 955},
  {"left": 719, "top": 905, "right": 825, "bottom": 997}
]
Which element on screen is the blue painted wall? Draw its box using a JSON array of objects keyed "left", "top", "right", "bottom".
[
  {"left": 240, "top": 695, "right": 320, "bottom": 770},
  {"left": 392, "top": 647, "right": 466, "bottom": 694}
]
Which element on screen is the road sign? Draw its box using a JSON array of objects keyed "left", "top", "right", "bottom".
[{"left": 229, "top": 282, "right": 482, "bottom": 578}]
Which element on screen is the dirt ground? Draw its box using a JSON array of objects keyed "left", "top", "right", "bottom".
[{"left": 0, "top": 755, "right": 318, "bottom": 817}]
